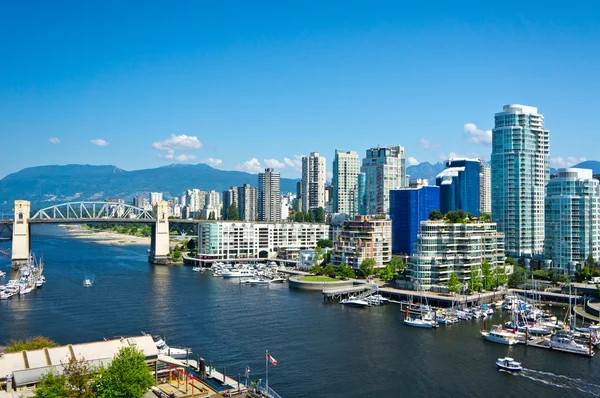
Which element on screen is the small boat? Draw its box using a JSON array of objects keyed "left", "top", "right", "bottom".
[
  {"left": 249, "top": 279, "right": 271, "bottom": 286},
  {"left": 404, "top": 317, "right": 438, "bottom": 328},
  {"left": 481, "top": 329, "right": 519, "bottom": 345},
  {"left": 341, "top": 297, "right": 371, "bottom": 307},
  {"left": 496, "top": 357, "right": 523, "bottom": 371},
  {"left": 0, "top": 290, "right": 16, "bottom": 300},
  {"left": 269, "top": 277, "right": 286, "bottom": 284},
  {"left": 19, "top": 285, "right": 33, "bottom": 295},
  {"left": 145, "top": 333, "right": 191, "bottom": 359},
  {"left": 192, "top": 266, "right": 203, "bottom": 272},
  {"left": 221, "top": 269, "right": 255, "bottom": 278},
  {"left": 83, "top": 278, "right": 93, "bottom": 288}
]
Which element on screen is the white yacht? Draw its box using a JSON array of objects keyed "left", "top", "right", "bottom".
[
  {"left": 150, "top": 335, "right": 191, "bottom": 359},
  {"left": 19, "top": 284, "right": 34, "bottom": 295},
  {"left": 269, "top": 276, "right": 286, "bottom": 284},
  {"left": 403, "top": 317, "right": 438, "bottom": 328},
  {"left": 341, "top": 297, "right": 371, "bottom": 307},
  {"left": 221, "top": 269, "right": 255, "bottom": 278},
  {"left": 496, "top": 357, "right": 522, "bottom": 371},
  {"left": 366, "top": 294, "right": 389, "bottom": 305},
  {"left": 0, "top": 290, "right": 16, "bottom": 300},
  {"left": 249, "top": 278, "right": 271, "bottom": 286},
  {"left": 547, "top": 334, "right": 594, "bottom": 356},
  {"left": 0, "top": 271, "right": 6, "bottom": 278},
  {"left": 481, "top": 327, "right": 519, "bottom": 345}
]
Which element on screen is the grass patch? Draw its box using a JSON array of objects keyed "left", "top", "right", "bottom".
[{"left": 299, "top": 275, "right": 339, "bottom": 282}]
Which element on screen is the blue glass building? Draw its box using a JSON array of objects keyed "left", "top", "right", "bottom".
[
  {"left": 389, "top": 186, "right": 440, "bottom": 255},
  {"left": 435, "top": 158, "right": 481, "bottom": 216}
]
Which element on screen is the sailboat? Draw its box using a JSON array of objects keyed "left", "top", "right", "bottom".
[{"left": 404, "top": 281, "right": 438, "bottom": 328}]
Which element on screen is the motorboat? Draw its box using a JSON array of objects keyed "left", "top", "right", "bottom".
[
  {"left": 249, "top": 279, "right": 271, "bottom": 286},
  {"left": 404, "top": 317, "right": 438, "bottom": 328},
  {"left": 481, "top": 329, "right": 519, "bottom": 345},
  {"left": 368, "top": 294, "right": 389, "bottom": 304},
  {"left": 517, "top": 323, "right": 552, "bottom": 336},
  {"left": 0, "top": 271, "right": 6, "bottom": 278},
  {"left": 546, "top": 333, "right": 594, "bottom": 356},
  {"left": 222, "top": 269, "right": 255, "bottom": 278},
  {"left": 192, "top": 266, "right": 203, "bottom": 272},
  {"left": 83, "top": 278, "right": 93, "bottom": 288},
  {"left": 496, "top": 357, "right": 523, "bottom": 371},
  {"left": 149, "top": 334, "right": 191, "bottom": 359},
  {"left": 341, "top": 297, "right": 371, "bottom": 307},
  {"left": 19, "top": 284, "right": 33, "bottom": 295},
  {"left": 0, "top": 290, "right": 16, "bottom": 300},
  {"left": 269, "top": 277, "right": 286, "bottom": 283}
]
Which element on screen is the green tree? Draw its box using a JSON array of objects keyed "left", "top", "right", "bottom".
[
  {"left": 95, "top": 346, "right": 154, "bottom": 398},
  {"left": 208, "top": 211, "right": 216, "bottom": 220},
  {"left": 312, "top": 246, "right": 324, "bottom": 266},
  {"left": 481, "top": 260, "right": 494, "bottom": 290},
  {"left": 480, "top": 212, "right": 492, "bottom": 221},
  {"left": 306, "top": 210, "right": 315, "bottom": 223},
  {"left": 586, "top": 254, "right": 596, "bottom": 269},
  {"left": 6, "top": 336, "right": 58, "bottom": 353},
  {"left": 469, "top": 265, "right": 483, "bottom": 292},
  {"left": 448, "top": 272, "right": 460, "bottom": 293},
  {"left": 186, "top": 238, "right": 196, "bottom": 252},
  {"left": 337, "top": 263, "right": 356, "bottom": 279},
  {"left": 35, "top": 356, "right": 95, "bottom": 398},
  {"left": 226, "top": 203, "right": 240, "bottom": 221},
  {"left": 294, "top": 211, "right": 304, "bottom": 222},
  {"left": 308, "top": 265, "right": 323, "bottom": 275},
  {"left": 429, "top": 210, "right": 443, "bottom": 221},
  {"left": 389, "top": 256, "right": 407, "bottom": 273},
  {"left": 596, "top": 284, "right": 600, "bottom": 299},
  {"left": 317, "top": 239, "right": 333, "bottom": 249},
  {"left": 171, "top": 248, "right": 182, "bottom": 262},
  {"left": 508, "top": 265, "right": 527, "bottom": 288},
  {"left": 359, "top": 258, "right": 375, "bottom": 278},
  {"left": 315, "top": 207, "right": 326, "bottom": 223},
  {"left": 505, "top": 257, "right": 515, "bottom": 266},
  {"left": 379, "top": 262, "right": 397, "bottom": 281},
  {"left": 446, "top": 211, "right": 460, "bottom": 223},
  {"left": 34, "top": 371, "right": 67, "bottom": 398},
  {"left": 495, "top": 265, "right": 508, "bottom": 287},
  {"left": 323, "top": 264, "right": 336, "bottom": 277},
  {"left": 575, "top": 266, "right": 592, "bottom": 283}
]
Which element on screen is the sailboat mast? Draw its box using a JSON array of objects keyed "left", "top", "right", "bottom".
[{"left": 265, "top": 349, "right": 268, "bottom": 393}]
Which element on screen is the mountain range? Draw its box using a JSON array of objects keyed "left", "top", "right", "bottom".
[{"left": 1, "top": 160, "right": 599, "bottom": 212}]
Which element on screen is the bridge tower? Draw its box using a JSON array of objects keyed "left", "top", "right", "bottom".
[
  {"left": 12, "top": 200, "right": 31, "bottom": 270},
  {"left": 149, "top": 201, "right": 170, "bottom": 265}
]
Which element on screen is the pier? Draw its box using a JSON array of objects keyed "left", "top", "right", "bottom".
[{"left": 322, "top": 284, "right": 374, "bottom": 301}]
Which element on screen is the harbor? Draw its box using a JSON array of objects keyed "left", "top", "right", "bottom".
[{"left": 1, "top": 226, "right": 600, "bottom": 397}]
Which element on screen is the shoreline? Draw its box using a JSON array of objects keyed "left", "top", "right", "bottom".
[{"left": 60, "top": 224, "right": 151, "bottom": 247}]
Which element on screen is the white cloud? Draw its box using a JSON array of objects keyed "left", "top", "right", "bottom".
[
  {"left": 48, "top": 137, "right": 61, "bottom": 144},
  {"left": 283, "top": 155, "right": 303, "bottom": 170},
  {"left": 200, "top": 158, "right": 223, "bottom": 167},
  {"left": 464, "top": 123, "right": 492, "bottom": 146},
  {"left": 164, "top": 149, "right": 175, "bottom": 160},
  {"left": 550, "top": 156, "right": 587, "bottom": 169},
  {"left": 176, "top": 154, "right": 196, "bottom": 162},
  {"left": 236, "top": 158, "right": 263, "bottom": 174},
  {"left": 420, "top": 138, "right": 440, "bottom": 150},
  {"left": 407, "top": 156, "right": 419, "bottom": 166},
  {"left": 91, "top": 138, "right": 109, "bottom": 146},
  {"left": 264, "top": 158, "right": 286, "bottom": 169},
  {"left": 152, "top": 134, "right": 202, "bottom": 151}
]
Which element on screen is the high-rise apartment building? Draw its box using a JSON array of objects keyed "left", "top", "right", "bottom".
[
  {"left": 204, "top": 190, "right": 221, "bottom": 219},
  {"left": 480, "top": 160, "right": 491, "bottom": 215},
  {"left": 149, "top": 192, "right": 163, "bottom": 205},
  {"left": 331, "top": 216, "right": 392, "bottom": 269},
  {"left": 332, "top": 150, "right": 360, "bottom": 216},
  {"left": 389, "top": 186, "right": 440, "bottom": 255},
  {"left": 357, "top": 172, "right": 367, "bottom": 215},
  {"left": 238, "top": 184, "right": 258, "bottom": 221},
  {"left": 301, "top": 152, "right": 326, "bottom": 212},
  {"left": 491, "top": 104, "right": 550, "bottom": 257},
  {"left": 435, "top": 158, "right": 481, "bottom": 216},
  {"left": 361, "top": 145, "right": 406, "bottom": 215},
  {"left": 258, "top": 168, "right": 281, "bottom": 222},
  {"left": 545, "top": 168, "right": 600, "bottom": 274},
  {"left": 222, "top": 186, "right": 239, "bottom": 219},
  {"left": 186, "top": 189, "right": 207, "bottom": 212}
]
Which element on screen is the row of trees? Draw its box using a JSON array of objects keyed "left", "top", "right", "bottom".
[
  {"left": 84, "top": 223, "right": 152, "bottom": 237},
  {"left": 292, "top": 207, "right": 326, "bottom": 223},
  {"left": 35, "top": 346, "right": 154, "bottom": 398},
  {"left": 428, "top": 210, "right": 492, "bottom": 223},
  {"left": 446, "top": 260, "right": 509, "bottom": 293},
  {"left": 308, "top": 255, "right": 406, "bottom": 281}
]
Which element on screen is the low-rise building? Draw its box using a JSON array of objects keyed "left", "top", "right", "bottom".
[
  {"left": 331, "top": 216, "right": 392, "bottom": 269},
  {"left": 197, "top": 221, "right": 329, "bottom": 260},
  {"left": 407, "top": 220, "right": 505, "bottom": 291}
]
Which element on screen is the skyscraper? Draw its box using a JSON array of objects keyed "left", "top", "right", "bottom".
[
  {"left": 479, "top": 160, "right": 491, "bottom": 215},
  {"left": 186, "top": 189, "right": 207, "bottom": 212},
  {"left": 301, "top": 152, "right": 326, "bottom": 212},
  {"left": 332, "top": 150, "right": 360, "bottom": 216},
  {"left": 491, "top": 104, "right": 550, "bottom": 257},
  {"left": 361, "top": 145, "right": 406, "bottom": 215},
  {"left": 238, "top": 184, "right": 258, "bottom": 221},
  {"left": 389, "top": 186, "right": 440, "bottom": 255},
  {"left": 545, "top": 168, "right": 600, "bottom": 273},
  {"left": 222, "top": 186, "right": 239, "bottom": 219},
  {"left": 435, "top": 158, "right": 481, "bottom": 216},
  {"left": 258, "top": 168, "right": 281, "bottom": 222},
  {"left": 357, "top": 172, "right": 367, "bottom": 216},
  {"left": 149, "top": 192, "right": 163, "bottom": 205}
]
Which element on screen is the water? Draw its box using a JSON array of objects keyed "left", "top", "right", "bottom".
[{"left": 1, "top": 225, "right": 599, "bottom": 397}]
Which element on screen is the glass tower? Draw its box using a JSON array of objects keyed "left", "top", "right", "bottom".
[
  {"left": 435, "top": 158, "right": 481, "bottom": 216},
  {"left": 361, "top": 145, "right": 406, "bottom": 215},
  {"left": 491, "top": 104, "right": 549, "bottom": 257},
  {"left": 332, "top": 150, "right": 360, "bottom": 216}
]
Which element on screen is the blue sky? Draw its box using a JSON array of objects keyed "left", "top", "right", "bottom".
[{"left": 1, "top": 1, "right": 599, "bottom": 179}]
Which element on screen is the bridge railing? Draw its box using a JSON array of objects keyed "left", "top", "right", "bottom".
[{"left": 31, "top": 202, "right": 154, "bottom": 221}]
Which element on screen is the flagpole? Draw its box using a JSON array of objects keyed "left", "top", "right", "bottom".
[{"left": 266, "top": 349, "right": 269, "bottom": 393}]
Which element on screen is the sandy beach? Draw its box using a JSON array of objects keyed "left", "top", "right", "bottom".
[{"left": 61, "top": 225, "right": 151, "bottom": 247}]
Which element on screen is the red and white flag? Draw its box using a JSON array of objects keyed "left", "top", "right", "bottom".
[{"left": 267, "top": 353, "right": 277, "bottom": 366}]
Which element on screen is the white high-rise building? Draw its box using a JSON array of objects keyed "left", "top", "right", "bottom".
[
  {"left": 361, "top": 145, "right": 406, "bottom": 215},
  {"left": 302, "top": 152, "right": 326, "bottom": 212},
  {"left": 332, "top": 150, "right": 360, "bottom": 216},
  {"left": 149, "top": 192, "right": 163, "bottom": 205},
  {"left": 491, "top": 104, "right": 549, "bottom": 257},
  {"left": 258, "top": 168, "right": 281, "bottom": 222},
  {"left": 479, "top": 160, "right": 491, "bottom": 215},
  {"left": 186, "top": 189, "right": 208, "bottom": 213},
  {"left": 545, "top": 168, "right": 600, "bottom": 274},
  {"left": 204, "top": 190, "right": 221, "bottom": 219},
  {"left": 238, "top": 184, "right": 258, "bottom": 221}
]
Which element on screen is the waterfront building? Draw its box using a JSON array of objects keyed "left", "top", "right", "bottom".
[
  {"left": 357, "top": 172, "right": 367, "bottom": 215},
  {"left": 331, "top": 216, "right": 392, "bottom": 269},
  {"left": 435, "top": 158, "right": 481, "bottom": 216},
  {"left": 222, "top": 186, "right": 239, "bottom": 219},
  {"left": 491, "top": 104, "right": 550, "bottom": 257},
  {"left": 408, "top": 221, "right": 505, "bottom": 291},
  {"left": 258, "top": 168, "right": 282, "bottom": 222},
  {"left": 480, "top": 160, "right": 491, "bottom": 215},
  {"left": 238, "top": 183, "right": 258, "bottom": 221},
  {"left": 197, "top": 221, "right": 329, "bottom": 260},
  {"left": 361, "top": 145, "right": 406, "bottom": 215},
  {"left": 332, "top": 150, "right": 360, "bottom": 216},
  {"left": 149, "top": 192, "right": 163, "bottom": 205},
  {"left": 545, "top": 168, "right": 600, "bottom": 274},
  {"left": 187, "top": 189, "right": 208, "bottom": 213},
  {"left": 389, "top": 186, "right": 440, "bottom": 255},
  {"left": 302, "top": 152, "right": 327, "bottom": 212}
]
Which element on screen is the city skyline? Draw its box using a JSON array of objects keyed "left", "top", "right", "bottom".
[{"left": 2, "top": 3, "right": 599, "bottom": 178}]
